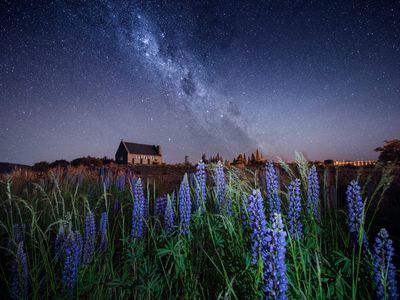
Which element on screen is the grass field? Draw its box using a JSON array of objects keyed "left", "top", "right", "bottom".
[{"left": 0, "top": 155, "right": 398, "bottom": 299}]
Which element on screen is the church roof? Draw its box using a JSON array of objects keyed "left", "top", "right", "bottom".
[{"left": 121, "top": 141, "right": 161, "bottom": 156}]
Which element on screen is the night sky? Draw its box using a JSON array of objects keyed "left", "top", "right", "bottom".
[{"left": 1, "top": 1, "right": 399, "bottom": 165}]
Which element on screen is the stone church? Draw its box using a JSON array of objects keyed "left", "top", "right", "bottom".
[{"left": 115, "top": 140, "right": 162, "bottom": 165}]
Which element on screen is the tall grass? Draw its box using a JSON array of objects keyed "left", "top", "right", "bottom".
[{"left": 0, "top": 160, "right": 398, "bottom": 299}]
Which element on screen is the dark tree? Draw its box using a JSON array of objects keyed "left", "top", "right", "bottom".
[
  {"left": 209, "top": 153, "right": 223, "bottom": 163},
  {"left": 49, "top": 159, "right": 70, "bottom": 168},
  {"left": 71, "top": 156, "right": 103, "bottom": 167},
  {"left": 324, "top": 159, "right": 334, "bottom": 166},
  {"left": 201, "top": 153, "right": 208, "bottom": 164},
  {"left": 255, "top": 149, "right": 261, "bottom": 161},
  {"left": 375, "top": 139, "right": 400, "bottom": 163},
  {"left": 101, "top": 156, "right": 114, "bottom": 164},
  {"left": 32, "top": 161, "right": 50, "bottom": 173},
  {"left": 233, "top": 153, "right": 246, "bottom": 165}
]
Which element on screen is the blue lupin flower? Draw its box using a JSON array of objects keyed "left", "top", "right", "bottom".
[
  {"left": 83, "top": 211, "right": 96, "bottom": 264},
  {"left": 215, "top": 161, "right": 226, "bottom": 210},
  {"left": 246, "top": 189, "right": 268, "bottom": 265},
  {"left": 116, "top": 174, "right": 126, "bottom": 192},
  {"left": 346, "top": 180, "right": 368, "bottom": 249},
  {"left": 307, "top": 165, "right": 320, "bottom": 223},
  {"left": 131, "top": 178, "right": 145, "bottom": 239},
  {"left": 10, "top": 242, "right": 29, "bottom": 300},
  {"left": 179, "top": 173, "right": 192, "bottom": 235},
  {"left": 195, "top": 160, "right": 207, "bottom": 212},
  {"left": 62, "top": 232, "right": 81, "bottom": 294},
  {"left": 265, "top": 160, "right": 281, "bottom": 217},
  {"left": 99, "top": 212, "right": 108, "bottom": 253},
  {"left": 373, "top": 228, "right": 399, "bottom": 300},
  {"left": 164, "top": 195, "right": 175, "bottom": 234},
  {"left": 263, "top": 213, "right": 288, "bottom": 300},
  {"left": 155, "top": 196, "right": 168, "bottom": 229},
  {"left": 287, "top": 179, "right": 303, "bottom": 240},
  {"left": 156, "top": 196, "right": 168, "bottom": 218}
]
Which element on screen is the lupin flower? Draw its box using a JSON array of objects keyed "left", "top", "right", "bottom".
[
  {"left": 131, "top": 177, "right": 147, "bottom": 224},
  {"left": 116, "top": 174, "right": 126, "bottom": 192},
  {"left": 265, "top": 161, "right": 281, "bottom": 217},
  {"left": 164, "top": 195, "right": 175, "bottom": 234},
  {"left": 307, "top": 165, "right": 320, "bottom": 223},
  {"left": 287, "top": 179, "right": 303, "bottom": 240},
  {"left": 179, "top": 173, "right": 192, "bottom": 235},
  {"left": 131, "top": 179, "right": 145, "bottom": 239},
  {"left": 99, "top": 212, "right": 108, "bottom": 252},
  {"left": 263, "top": 213, "right": 288, "bottom": 300},
  {"left": 215, "top": 161, "right": 226, "bottom": 209},
  {"left": 62, "top": 231, "right": 82, "bottom": 294},
  {"left": 346, "top": 180, "right": 368, "bottom": 249},
  {"left": 83, "top": 211, "right": 96, "bottom": 265},
  {"left": 156, "top": 196, "right": 168, "bottom": 218},
  {"left": 195, "top": 160, "right": 207, "bottom": 212},
  {"left": 10, "top": 242, "right": 29, "bottom": 300},
  {"left": 155, "top": 196, "right": 167, "bottom": 229},
  {"left": 246, "top": 189, "right": 268, "bottom": 265},
  {"left": 373, "top": 228, "right": 399, "bottom": 300}
]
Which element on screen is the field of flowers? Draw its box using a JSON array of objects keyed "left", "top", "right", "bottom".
[{"left": 0, "top": 154, "right": 399, "bottom": 299}]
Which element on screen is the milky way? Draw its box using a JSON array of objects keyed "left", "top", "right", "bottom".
[
  {"left": 108, "top": 4, "right": 257, "bottom": 153},
  {"left": 0, "top": 1, "right": 399, "bottom": 164}
]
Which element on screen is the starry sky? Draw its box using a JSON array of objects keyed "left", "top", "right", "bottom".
[{"left": 1, "top": 1, "right": 399, "bottom": 165}]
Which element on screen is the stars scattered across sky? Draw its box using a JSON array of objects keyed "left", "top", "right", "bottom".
[{"left": 0, "top": 1, "right": 399, "bottom": 164}]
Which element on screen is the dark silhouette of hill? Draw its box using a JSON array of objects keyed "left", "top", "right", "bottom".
[{"left": 0, "top": 162, "right": 31, "bottom": 174}]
